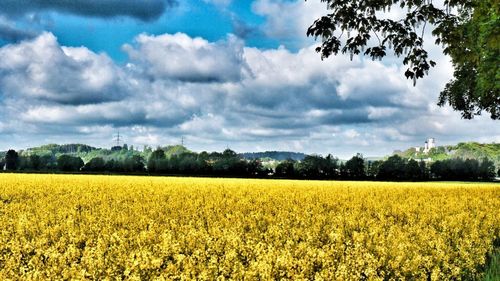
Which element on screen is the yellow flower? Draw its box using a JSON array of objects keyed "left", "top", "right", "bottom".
[{"left": 0, "top": 174, "right": 498, "bottom": 280}]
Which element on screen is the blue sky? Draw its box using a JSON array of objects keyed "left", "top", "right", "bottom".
[
  {"left": 0, "top": 0, "right": 498, "bottom": 158},
  {"left": 1, "top": 0, "right": 273, "bottom": 61}
]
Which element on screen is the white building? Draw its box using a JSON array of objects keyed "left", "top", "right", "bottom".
[{"left": 423, "top": 138, "right": 436, "bottom": 153}]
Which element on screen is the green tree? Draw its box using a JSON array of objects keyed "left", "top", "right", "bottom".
[
  {"left": 213, "top": 149, "right": 246, "bottom": 176},
  {"left": 307, "top": 0, "right": 499, "bottom": 119},
  {"left": 275, "top": 159, "right": 297, "bottom": 178},
  {"left": 5, "top": 150, "right": 19, "bottom": 171},
  {"left": 367, "top": 160, "right": 383, "bottom": 178},
  {"left": 247, "top": 159, "right": 267, "bottom": 177},
  {"left": 123, "top": 155, "right": 145, "bottom": 172},
  {"left": 344, "top": 153, "right": 366, "bottom": 179},
  {"left": 378, "top": 155, "right": 406, "bottom": 180},
  {"left": 405, "top": 159, "right": 421, "bottom": 180},
  {"left": 323, "top": 154, "right": 340, "bottom": 178},
  {"left": 478, "top": 157, "right": 496, "bottom": 180},
  {"left": 29, "top": 154, "right": 41, "bottom": 170},
  {"left": 83, "top": 157, "right": 106, "bottom": 172},
  {"left": 40, "top": 155, "right": 57, "bottom": 170},
  {"left": 17, "top": 155, "right": 30, "bottom": 171},
  {"left": 419, "top": 161, "right": 429, "bottom": 180},
  {"left": 147, "top": 148, "right": 166, "bottom": 173},
  {"left": 296, "top": 155, "right": 326, "bottom": 178},
  {"left": 57, "top": 155, "right": 84, "bottom": 172}
]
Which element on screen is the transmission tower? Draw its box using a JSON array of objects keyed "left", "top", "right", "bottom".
[{"left": 114, "top": 130, "right": 122, "bottom": 147}]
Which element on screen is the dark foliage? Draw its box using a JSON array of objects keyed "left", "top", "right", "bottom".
[
  {"left": 5, "top": 150, "right": 19, "bottom": 171},
  {"left": 275, "top": 159, "right": 297, "bottom": 178},
  {"left": 307, "top": 0, "right": 499, "bottom": 119},
  {"left": 344, "top": 154, "right": 366, "bottom": 179},
  {"left": 57, "top": 155, "right": 84, "bottom": 172},
  {"left": 82, "top": 157, "right": 106, "bottom": 172},
  {"left": 1, "top": 146, "right": 496, "bottom": 182},
  {"left": 431, "top": 158, "right": 496, "bottom": 180}
]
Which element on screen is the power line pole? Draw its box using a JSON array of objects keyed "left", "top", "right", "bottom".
[{"left": 114, "top": 130, "right": 122, "bottom": 147}]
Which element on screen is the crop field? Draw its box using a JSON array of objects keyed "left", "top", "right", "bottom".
[{"left": 0, "top": 174, "right": 499, "bottom": 280}]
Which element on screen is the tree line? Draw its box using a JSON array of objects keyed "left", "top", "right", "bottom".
[{"left": 1, "top": 149, "right": 498, "bottom": 181}]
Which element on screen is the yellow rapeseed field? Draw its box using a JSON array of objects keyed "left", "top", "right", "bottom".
[{"left": 0, "top": 173, "right": 499, "bottom": 280}]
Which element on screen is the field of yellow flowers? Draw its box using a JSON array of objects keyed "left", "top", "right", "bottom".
[{"left": 0, "top": 173, "right": 498, "bottom": 280}]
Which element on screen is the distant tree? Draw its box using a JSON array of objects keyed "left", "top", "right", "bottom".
[
  {"left": 404, "top": 159, "right": 419, "bottom": 180},
  {"left": 105, "top": 159, "right": 117, "bottom": 172},
  {"left": 323, "top": 154, "right": 340, "bottom": 178},
  {"left": 147, "top": 148, "right": 166, "bottom": 173},
  {"left": 5, "top": 150, "right": 19, "bottom": 171},
  {"left": 377, "top": 155, "right": 406, "bottom": 180},
  {"left": 40, "top": 155, "right": 57, "bottom": 170},
  {"left": 430, "top": 160, "right": 444, "bottom": 179},
  {"left": 222, "top": 149, "right": 238, "bottom": 158},
  {"left": 174, "top": 153, "right": 204, "bottom": 174},
  {"left": 296, "top": 155, "right": 325, "bottom": 178},
  {"left": 57, "top": 155, "right": 84, "bottom": 172},
  {"left": 123, "top": 155, "right": 145, "bottom": 172},
  {"left": 143, "top": 145, "right": 152, "bottom": 154},
  {"left": 339, "top": 162, "right": 347, "bottom": 178},
  {"left": 367, "top": 160, "right": 383, "bottom": 179},
  {"left": 293, "top": 154, "right": 339, "bottom": 179},
  {"left": 17, "top": 155, "right": 30, "bottom": 171},
  {"left": 209, "top": 151, "right": 223, "bottom": 160},
  {"left": 106, "top": 158, "right": 132, "bottom": 172},
  {"left": 463, "top": 159, "right": 480, "bottom": 179},
  {"left": 344, "top": 153, "right": 366, "bottom": 179},
  {"left": 212, "top": 149, "right": 247, "bottom": 176},
  {"left": 246, "top": 159, "right": 267, "bottom": 177},
  {"left": 478, "top": 157, "right": 496, "bottom": 180},
  {"left": 83, "top": 157, "right": 106, "bottom": 172},
  {"left": 275, "top": 159, "right": 296, "bottom": 178},
  {"left": 29, "top": 154, "right": 41, "bottom": 170},
  {"left": 199, "top": 151, "right": 210, "bottom": 161},
  {"left": 430, "top": 158, "right": 492, "bottom": 181},
  {"left": 18, "top": 154, "right": 42, "bottom": 171},
  {"left": 419, "top": 161, "right": 429, "bottom": 180}
]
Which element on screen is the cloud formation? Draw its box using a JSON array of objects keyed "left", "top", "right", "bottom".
[
  {"left": 0, "top": 0, "right": 177, "bottom": 21},
  {"left": 0, "top": 33, "right": 127, "bottom": 105},
  {"left": 0, "top": 31, "right": 498, "bottom": 158},
  {"left": 0, "top": 18, "right": 37, "bottom": 42},
  {"left": 252, "top": 0, "right": 325, "bottom": 47},
  {"left": 123, "top": 33, "right": 248, "bottom": 83}
]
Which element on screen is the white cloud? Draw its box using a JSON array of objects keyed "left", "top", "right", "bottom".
[
  {"left": 0, "top": 31, "right": 498, "bottom": 159},
  {"left": 344, "top": 129, "right": 360, "bottom": 139},
  {"left": 252, "top": 0, "right": 326, "bottom": 47},
  {"left": 0, "top": 32, "right": 127, "bottom": 105},
  {"left": 123, "top": 33, "right": 248, "bottom": 82}
]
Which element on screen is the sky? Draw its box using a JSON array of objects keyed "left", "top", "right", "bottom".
[{"left": 0, "top": 0, "right": 498, "bottom": 158}]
